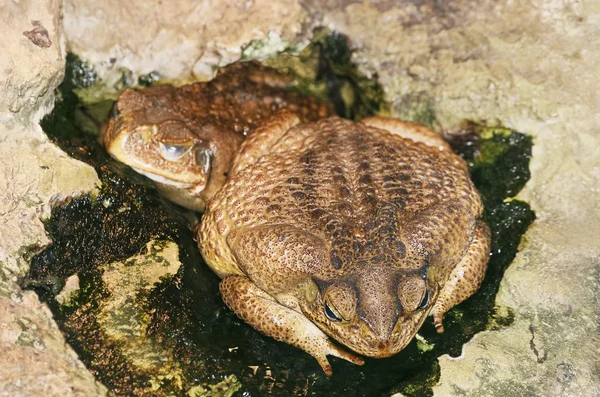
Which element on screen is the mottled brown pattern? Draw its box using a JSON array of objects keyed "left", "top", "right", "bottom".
[
  {"left": 103, "top": 61, "right": 333, "bottom": 211},
  {"left": 199, "top": 115, "right": 491, "bottom": 374}
]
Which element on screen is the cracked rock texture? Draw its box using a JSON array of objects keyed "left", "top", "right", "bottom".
[{"left": 2, "top": 0, "right": 599, "bottom": 396}]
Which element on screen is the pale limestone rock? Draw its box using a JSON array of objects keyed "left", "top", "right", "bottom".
[
  {"left": 0, "top": 0, "right": 65, "bottom": 123},
  {"left": 56, "top": 274, "right": 80, "bottom": 305},
  {"left": 62, "top": 0, "right": 309, "bottom": 97},
  {"left": 0, "top": 0, "right": 103, "bottom": 395},
  {"left": 0, "top": 293, "right": 107, "bottom": 396}
]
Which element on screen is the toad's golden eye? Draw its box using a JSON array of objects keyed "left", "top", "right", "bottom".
[
  {"left": 159, "top": 143, "right": 190, "bottom": 161},
  {"left": 324, "top": 301, "right": 342, "bottom": 322}
]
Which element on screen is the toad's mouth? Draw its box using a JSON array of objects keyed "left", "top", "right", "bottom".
[{"left": 131, "top": 167, "right": 199, "bottom": 190}]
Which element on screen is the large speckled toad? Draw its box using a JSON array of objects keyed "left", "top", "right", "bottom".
[
  {"left": 199, "top": 112, "right": 491, "bottom": 375},
  {"left": 102, "top": 62, "right": 333, "bottom": 211}
]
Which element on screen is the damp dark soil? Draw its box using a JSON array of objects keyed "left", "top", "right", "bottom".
[{"left": 25, "top": 31, "right": 534, "bottom": 397}]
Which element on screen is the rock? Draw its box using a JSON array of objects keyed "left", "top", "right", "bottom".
[
  {"left": 62, "top": 0, "right": 309, "bottom": 98},
  {"left": 0, "top": 0, "right": 64, "bottom": 122},
  {"left": 0, "top": 293, "right": 107, "bottom": 396},
  {"left": 0, "top": 0, "right": 103, "bottom": 395},
  {"left": 97, "top": 240, "right": 182, "bottom": 383},
  {"left": 56, "top": 274, "right": 80, "bottom": 305},
  {"left": 187, "top": 375, "right": 241, "bottom": 397}
]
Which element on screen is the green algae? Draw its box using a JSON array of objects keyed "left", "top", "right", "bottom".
[
  {"left": 138, "top": 71, "right": 161, "bottom": 87},
  {"left": 26, "top": 34, "right": 534, "bottom": 396}
]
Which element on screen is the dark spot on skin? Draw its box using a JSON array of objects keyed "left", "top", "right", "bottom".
[
  {"left": 395, "top": 240, "right": 406, "bottom": 258},
  {"left": 358, "top": 162, "right": 369, "bottom": 171},
  {"left": 299, "top": 151, "right": 314, "bottom": 165},
  {"left": 393, "top": 197, "right": 406, "bottom": 207},
  {"left": 359, "top": 174, "right": 372, "bottom": 184},
  {"left": 364, "top": 221, "right": 377, "bottom": 232},
  {"left": 333, "top": 174, "right": 347, "bottom": 183},
  {"left": 310, "top": 209, "right": 326, "bottom": 220},
  {"left": 286, "top": 177, "right": 300, "bottom": 184},
  {"left": 292, "top": 191, "right": 306, "bottom": 201},
  {"left": 330, "top": 251, "right": 342, "bottom": 269},
  {"left": 254, "top": 197, "right": 269, "bottom": 206},
  {"left": 331, "top": 166, "right": 344, "bottom": 174},
  {"left": 362, "top": 195, "right": 377, "bottom": 207},
  {"left": 339, "top": 186, "right": 351, "bottom": 196},
  {"left": 266, "top": 204, "right": 281, "bottom": 213},
  {"left": 337, "top": 202, "right": 353, "bottom": 215},
  {"left": 353, "top": 241, "right": 364, "bottom": 254},
  {"left": 379, "top": 225, "right": 393, "bottom": 234},
  {"left": 340, "top": 225, "right": 353, "bottom": 238}
]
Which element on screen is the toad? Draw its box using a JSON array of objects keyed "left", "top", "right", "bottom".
[
  {"left": 102, "top": 62, "right": 333, "bottom": 211},
  {"left": 198, "top": 113, "right": 490, "bottom": 375}
]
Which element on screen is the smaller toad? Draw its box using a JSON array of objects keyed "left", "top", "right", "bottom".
[{"left": 102, "top": 62, "right": 333, "bottom": 211}]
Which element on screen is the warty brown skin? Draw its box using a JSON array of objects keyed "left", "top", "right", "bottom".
[
  {"left": 199, "top": 112, "right": 491, "bottom": 375},
  {"left": 102, "top": 61, "right": 333, "bottom": 212}
]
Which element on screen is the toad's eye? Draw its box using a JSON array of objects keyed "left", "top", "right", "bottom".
[
  {"left": 159, "top": 143, "right": 190, "bottom": 161},
  {"left": 195, "top": 147, "right": 212, "bottom": 173},
  {"left": 418, "top": 289, "right": 430, "bottom": 310},
  {"left": 324, "top": 301, "right": 342, "bottom": 322}
]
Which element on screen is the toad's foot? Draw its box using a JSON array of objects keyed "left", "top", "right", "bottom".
[{"left": 220, "top": 275, "right": 364, "bottom": 375}]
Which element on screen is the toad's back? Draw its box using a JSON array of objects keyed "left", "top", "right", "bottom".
[{"left": 212, "top": 117, "right": 482, "bottom": 279}]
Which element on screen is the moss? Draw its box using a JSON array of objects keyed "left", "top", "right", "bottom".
[
  {"left": 304, "top": 28, "right": 385, "bottom": 121},
  {"left": 27, "top": 44, "right": 534, "bottom": 396},
  {"left": 138, "top": 71, "right": 161, "bottom": 87},
  {"left": 69, "top": 54, "right": 98, "bottom": 89},
  {"left": 264, "top": 28, "right": 385, "bottom": 121},
  {"left": 240, "top": 31, "right": 299, "bottom": 61}
]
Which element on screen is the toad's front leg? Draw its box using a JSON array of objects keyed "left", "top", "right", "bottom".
[
  {"left": 431, "top": 221, "right": 491, "bottom": 333},
  {"left": 220, "top": 275, "right": 364, "bottom": 375}
]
